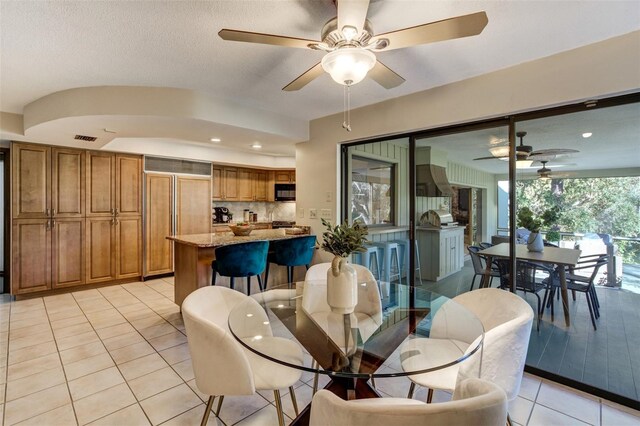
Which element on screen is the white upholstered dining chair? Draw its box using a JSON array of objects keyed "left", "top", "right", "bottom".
[
  {"left": 182, "top": 286, "right": 304, "bottom": 426},
  {"left": 304, "top": 262, "right": 383, "bottom": 340},
  {"left": 303, "top": 262, "right": 383, "bottom": 392},
  {"left": 309, "top": 378, "right": 508, "bottom": 426},
  {"left": 400, "top": 288, "right": 533, "bottom": 424}
]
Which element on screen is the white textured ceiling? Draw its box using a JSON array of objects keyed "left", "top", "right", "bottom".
[{"left": 1, "top": 0, "right": 640, "bottom": 156}]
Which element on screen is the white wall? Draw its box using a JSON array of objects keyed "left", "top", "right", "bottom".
[{"left": 296, "top": 32, "right": 640, "bottom": 243}]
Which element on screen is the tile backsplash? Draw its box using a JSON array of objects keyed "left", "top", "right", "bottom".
[{"left": 212, "top": 201, "right": 296, "bottom": 222}]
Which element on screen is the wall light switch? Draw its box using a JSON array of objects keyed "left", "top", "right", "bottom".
[
  {"left": 320, "top": 209, "right": 332, "bottom": 220},
  {"left": 297, "top": 207, "right": 304, "bottom": 219},
  {"left": 309, "top": 209, "right": 317, "bottom": 219}
]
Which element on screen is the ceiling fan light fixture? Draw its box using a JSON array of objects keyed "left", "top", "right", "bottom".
[
  {"left": 516, "top": 160, "right": 533, "bottom": 169},
  {"left": 321, "top": 47, "right": 376, "bottom": 86}
]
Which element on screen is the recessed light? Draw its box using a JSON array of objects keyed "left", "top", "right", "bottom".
[
  {"left": 210, "top": 137, "right": 221, "bottom": 143},
  {"left": 251, "top": 142, "right": 262, "bottom": 149},
  {"left": 582, "top": 132, "right": 592, "bottom": 138}
]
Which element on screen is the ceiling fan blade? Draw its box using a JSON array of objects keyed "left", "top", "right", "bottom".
[
  {"left": 337, "top": 0, "right": 370, "bottom": 36},
  {"left": 218, "top": 29, "right": 318, "bottom": 49},
  {"left": 282, "top": 62, "right": 324, "bottom": 91},
  {"left": 473, "top": 156, "right": 504, "bottom": 161},
  {"left": 530, "top": 149, "right": 579, "bottom": 157},
  {"left": 369, "top": 61, "right": 405, "bottom": 89},
  {"left": 371, "top": 11, "right": 488, "bottom": 51}
]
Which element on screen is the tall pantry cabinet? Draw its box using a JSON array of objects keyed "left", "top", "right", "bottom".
[
  {"left": 85, "top": 152, "right": 142, "bottom": 284},
  {"left": 11, "top": 142, "right": 142, "bottom": 295}
]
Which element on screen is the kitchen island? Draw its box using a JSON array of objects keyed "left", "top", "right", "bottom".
[{"left": 167, "top": 228, "right": 312, "bottom": 306}]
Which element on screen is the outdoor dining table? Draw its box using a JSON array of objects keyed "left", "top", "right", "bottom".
[
  {"left": 227, "top": 280, "right": 485, "bottom": 425},
  {"left": 478, "top": 243, "right": 581, "bottom": 327}
]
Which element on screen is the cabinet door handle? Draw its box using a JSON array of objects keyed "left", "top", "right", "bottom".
[
  {"left": 51, "top": 219, "right": 55, "bottom": 228},
  {"left": 46, "top": 208, "right": 50, "bottom": 217},
  {"left": 111, "top": 208, "right": 115, "bottom": 215},
  {"left": 115, "top": 208, "right": 119, "bottom": 216},
  {"left": 45, "top": 219, "right": 50, "bottom": 230},
  {"left": 52, "top": 209, "right": 56, "bottom": 216}
]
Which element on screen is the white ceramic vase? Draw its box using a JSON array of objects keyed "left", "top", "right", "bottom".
[
  {"left": 326, "top": 256, "right": 358, "bottom": 314},
  {"left": 527, "top": 232, "right": 544, "bottom": 252}
]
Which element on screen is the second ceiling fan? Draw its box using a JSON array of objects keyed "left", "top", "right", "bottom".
[
  {"left": 219, "top": 0, "right": 489, "bottom": 91},
  {"left": 474, "top": 131, "right": 579, "bottom": 162}
]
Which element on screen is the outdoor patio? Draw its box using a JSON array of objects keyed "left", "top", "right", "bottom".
[{"left": 418, "top": 260, "right": 640, "bottom": 403}]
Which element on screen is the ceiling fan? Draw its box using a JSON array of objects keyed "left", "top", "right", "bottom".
[
  {"left": 474, "top": 131, "right": 579, "bottom": 162},
  {"left": 537, "top": 160, "right": 553, "bottom": 180},
  {"left": 218, "top": 0, "right": 489, "bottom": 91}
]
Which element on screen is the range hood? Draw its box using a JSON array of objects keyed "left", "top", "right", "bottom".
[{"left": 416, "top": 164, "right": 453, "bottom": 197}]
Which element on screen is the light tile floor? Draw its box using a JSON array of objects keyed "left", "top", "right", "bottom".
[{"left": 0, "top": 277, "right": 638, "bottom": 425}]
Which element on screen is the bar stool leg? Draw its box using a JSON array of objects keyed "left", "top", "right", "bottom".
[
  {"left": 257, "top": 274, "right": 264, "bottom": 292},
  {"left": 263, "top": 263, "right": 270, "bottom": 289}
]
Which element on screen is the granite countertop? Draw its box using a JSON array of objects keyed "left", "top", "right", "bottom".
[
  {"left": 167, "top": 228, "right": 312, "bottom": 248},
  {"left": 211, "top": 221, "right": 272, "bottom": 227}
]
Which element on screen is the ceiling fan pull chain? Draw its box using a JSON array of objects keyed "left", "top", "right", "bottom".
[{"left": 342, "top": 82, "right": 352, "bottom": 132}]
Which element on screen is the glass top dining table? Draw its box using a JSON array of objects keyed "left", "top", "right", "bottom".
[{"left": 227, "top": 279, "right": 485, "bottom": 380}]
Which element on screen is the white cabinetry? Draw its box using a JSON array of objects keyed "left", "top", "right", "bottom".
[{"left": 417, "top": 226, "right": 465, "bottom": 281}]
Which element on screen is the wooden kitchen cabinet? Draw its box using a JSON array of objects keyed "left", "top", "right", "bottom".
[
  {"left": 87, "top": 152, "right": 141, "bottom": 216},
  {"left": 85, "top": 214, "right": 141, "bottom": 284},
  {"left": 176, "top": 176, "right": 212, "bottom": 235},
  {"left": 12, "top": 143, "right": 50, "bottom": 219},
  {"left": 86, "top": 151, "right": 116, "bottom": 216},
  {"left": 11, "top": 143, "right": 88, "bottom": 294},
  {"left": 417, "top": 226, "right": 464, "bottom": 281},
  {"left": 85, "top": 217, "right": 116, "bottom": 284},
  {"left": 116, "top": 155, "right": 142, "bottom": 215},
  {"left": 274, "top": 170, "right": 295, "bottom": 183},
  {"left": 10, "top": 142, "right": 143, "bottom": 295},
  {"left": 52, "top": 148, "right": 84, "bottom": 218},
  {"left": 116, "top": 216, "right": 142, "bottom": 279},
  {"left": 212, "top": 165, "right": 282, "bottom": 202},
  {"left": 85, "top": 152, "right": 142, "bottom": 282},
  {"left": 237, "top": 169, "right": 253, "bottom": 201},
  {"left": 11, "top": 219, "right": 52, "bottom": 293},
  {"left": 145, "top": 173, "right": 174, "bottom": 276},
  {"left": 253, "top": 170, "right": 269, "bottom": 201},
  {"left": 52, "top": 218, "right": 85, "bottom": 288},
  {"left": 212, "top": 166, "right": 223, "bottom": 200}
]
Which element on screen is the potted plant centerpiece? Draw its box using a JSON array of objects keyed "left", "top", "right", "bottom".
[
  {"left": 517, "top": 207, "right": 560, "bottom": 252},
  {"left": 320, "top": 218, "right": 369, "bottom": 314}
]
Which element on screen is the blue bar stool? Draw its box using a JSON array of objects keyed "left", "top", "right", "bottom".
[
  {"left": 264, "top": 235, "right": 316, "bottom": 286},
  {"left": 211, "top": 240, "right": 268, "bottom": 296},
  {"left": 372, "top": 241, "right": 401, "bottom": 284},
  {"left": 352, "top": 245, "right": 382, "bottom": 281},
  {"left": 390, "top": 239, "right": 424, "bottom": 285}
]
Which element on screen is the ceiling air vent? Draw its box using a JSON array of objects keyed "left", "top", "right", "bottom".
[{"left": 74, "top": 134, "right": 97, "bottom": 142}]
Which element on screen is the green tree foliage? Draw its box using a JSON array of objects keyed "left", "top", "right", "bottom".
[{"left": 516, "top": 177, "right": 640, "bottom": 263}]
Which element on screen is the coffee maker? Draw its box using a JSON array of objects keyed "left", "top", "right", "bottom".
[{"left": 213, "top": 207, "right": 232, "bottom": 223}]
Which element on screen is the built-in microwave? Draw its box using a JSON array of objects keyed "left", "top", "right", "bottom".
[{"left": 274, "top": 183, "right": 296, "bottom": 201}]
